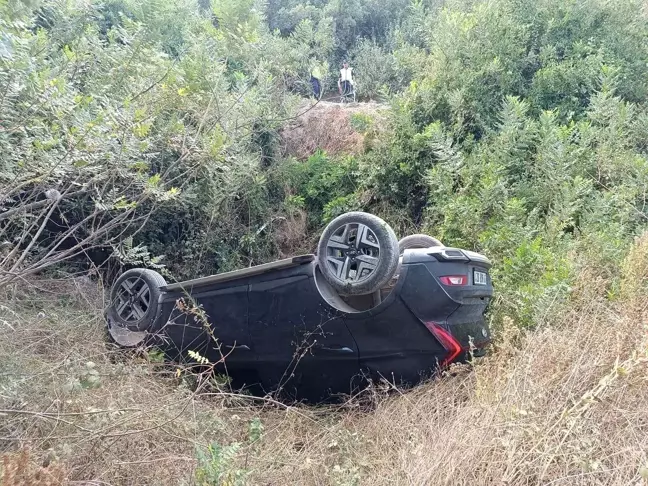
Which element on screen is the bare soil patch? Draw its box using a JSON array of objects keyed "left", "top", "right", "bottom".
[{"left": 280, "top": 100, "right": 388, "bottom": 160}]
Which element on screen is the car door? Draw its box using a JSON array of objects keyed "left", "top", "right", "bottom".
[
  {"left": 160, "top": 283, "right": 253, "bottom": 372},
  {"left": 248, "top": 274, "right": 360, "bottom": 401}
]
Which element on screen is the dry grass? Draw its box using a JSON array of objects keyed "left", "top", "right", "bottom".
[
  {"left": 1, "top": 246, "right": 648, "bottom": 485},
  {"left": 280, "top": 100, "right": 387, "bottom": 160},
  {"left": 272, "top": 208, "right": 314, "bottom": 259}
]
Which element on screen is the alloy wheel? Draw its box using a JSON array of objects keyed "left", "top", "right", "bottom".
[
  {"left": 115, "top": 276, "right": 151, "bottom": 323},
  {"left": 324, "top": 223, "right": 381, "bottom": 283}
]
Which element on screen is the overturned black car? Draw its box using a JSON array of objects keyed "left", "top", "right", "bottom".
[{"left": 105, "top": 212, "right": 493, "bottom": 401}]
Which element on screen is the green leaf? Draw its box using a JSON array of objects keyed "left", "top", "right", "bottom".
[{"left": 148, "top": 174, "right": 161, "bottom": 187}]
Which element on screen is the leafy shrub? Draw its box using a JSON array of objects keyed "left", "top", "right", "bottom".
[
  {"left": 195, "top": 417, "right": 264, "bottom": 486},
  {"left": 349, "top": 39, "right": 402, "bottom": 100},
  {"left": 5, "top": 0, "right": 648, "bottom": 335},
  {"left": 0, "top": 0, "right": 306, "bottom": 284},
  {"left": 349, "top": 113, "right": 374, "bottom": 134},
  {"left": 411, "top": 75, "right": 648, "bottom": 326},
  {"left": 277, "top": 151, "right": 360, "bottom": 228}
]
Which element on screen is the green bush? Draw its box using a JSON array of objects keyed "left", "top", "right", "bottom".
[
  {"left": 195, "top": 418, "right": 264, "bottom": 486},
  {"left": 276, "top": 151, "right": 360, "bottom": 228},
  {"left": 5, "top": 0, "right": 648, "bottom": 334},
  {"left": 349, "top": 39, "right": 402, "bottom": 100}
]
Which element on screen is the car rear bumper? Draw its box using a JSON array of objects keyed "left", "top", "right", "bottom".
[{"left": 445, "top": 319, "right": 491, "bottom": 364}]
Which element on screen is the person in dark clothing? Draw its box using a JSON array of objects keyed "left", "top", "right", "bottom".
[{"left": 310, "top": 60, "right": 322, "bottom": 100}]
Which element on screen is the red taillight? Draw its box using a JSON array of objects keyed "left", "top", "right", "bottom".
[
  {"left": 439, "top": 275, "right": 467, "bottom": 286},
  {"left": 424, "top": 322, "right": 463, "bottom": 367}
]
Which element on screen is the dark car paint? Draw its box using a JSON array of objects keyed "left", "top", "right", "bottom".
[
  {"left": 248, "top": 273, "right": 360, "bottom": 400},
  {"left": 146, "top": 249, "right": 493, "bottom": 401}
]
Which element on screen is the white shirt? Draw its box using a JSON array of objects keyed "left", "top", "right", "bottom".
[{"left": 340, "top": 67, "right": 353, "bottom": 84}]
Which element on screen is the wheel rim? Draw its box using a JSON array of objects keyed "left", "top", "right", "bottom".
[
  {"left": 325, "top": 223, "right": 381, "bottom": 284},
  {"left": 115, "top": 276, "right": 150, "bottom": 323}
]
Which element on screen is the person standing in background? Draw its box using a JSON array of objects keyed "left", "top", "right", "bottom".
[
  {"left": 338, "top": 61, "right": 353, "bottom": 97},
  {"left": 310, "top": 59, "right": 322, "bottom": 100}
]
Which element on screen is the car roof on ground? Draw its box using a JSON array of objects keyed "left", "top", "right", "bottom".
[{"left": 163, "top": 254, "right": 315, "bottom": 292}]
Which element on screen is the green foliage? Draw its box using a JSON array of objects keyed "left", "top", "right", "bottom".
[
  {"left": 360, "top": 116, "right": 458, "bottom": 221},
  {"left": 323, "top": 194, "right": 361, "bottom": 223},
  {"left": 349, "top": 113, "right": 374, "bottom": 134},
  {"left": 4, "top": 0, "right": 648, "bottom": 333},
  {"left": 278, "top": 151, "right": 360, "bottom": 227},
  {"left": 0, "top": 0, "right": 309, "bottom": 282},
  {"left": 111, "top": 237, "right": 168, "bottom": 276},
  {"left": 492, "top": 236, "right": 572, "bottom": 327},
  {"left": 195, "top": 417, "right": 264, "bottom": 486},
  {"left": 146, "top": 348, "right": 166, "bottom": 364},
  {"left": 62, "top": 361, "right": 101, "bottom": 392},
  {"left": 266, "top": 0, "right": 417, "bottom": 95},
  {"left": 417, "top": 77, "right": 648, "bottom": 327},
  {"left": 398, "top": 0, "right": 648, "bottom": 139},
  {"left": 196, "top": 441, "right": 246, "bottom": 486},
  {"left": 349, "top": 40, "right": 399, "bottom": 100}
]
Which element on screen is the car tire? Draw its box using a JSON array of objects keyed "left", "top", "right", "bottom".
[
  {"left": 106, "top": 268, "right": 166, "bottom": 333},
  {"left": 317, "top": 212, "right": 399, "bottom": 296},
  {"left": 398, "top": 234, "right": 443, "bottom": 254}
]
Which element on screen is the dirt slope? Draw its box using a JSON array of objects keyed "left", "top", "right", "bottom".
[{"left": 280, "top": 100, "right": 387, "bottom": 159}]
